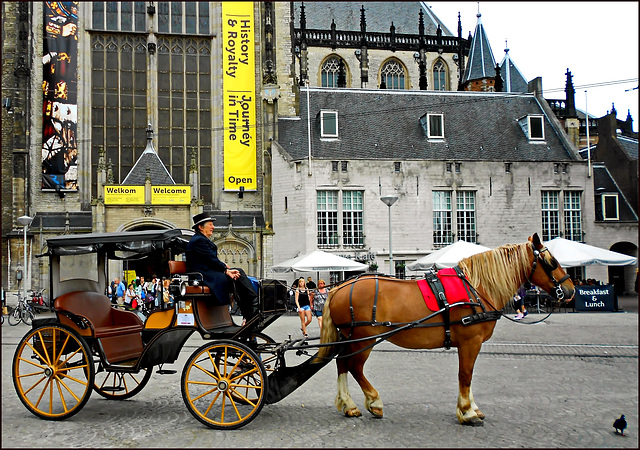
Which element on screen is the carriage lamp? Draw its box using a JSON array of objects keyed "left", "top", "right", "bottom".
[
  {"left": 380, "top": 196, "right": 398, "bottom": 276},
  {"left": 17, "top": 215, "right": 33, "bottom": 302}
]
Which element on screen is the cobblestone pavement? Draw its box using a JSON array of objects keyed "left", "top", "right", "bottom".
[{"left": 2, "top": 310, "right": 637, "bottom": 448}]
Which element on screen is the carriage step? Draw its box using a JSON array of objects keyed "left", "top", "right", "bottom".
[
  {"left": 101, "top": 386, "right": 125, "bottom": 392},
  {"left": 156, "top": 369, "right": 177, "bottom": 375}
]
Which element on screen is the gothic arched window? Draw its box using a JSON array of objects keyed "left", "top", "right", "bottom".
[
  {"left": 433, "top": 60, "right": 448, "bottom": 91},
  {"left": 380, "top": 59, "right": 406, "bottom": 90},
  {"left": 321, "top": 56, "right": 347, "bottom": 87}
]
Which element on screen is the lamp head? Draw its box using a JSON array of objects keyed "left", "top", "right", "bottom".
[
  {"left": 17, "top": 215, "right": 33, "bottom": 227},
  {"left": 380, "top": 195, "right": 398, "bottom": 207}
]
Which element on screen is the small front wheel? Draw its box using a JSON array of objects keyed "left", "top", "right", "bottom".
[
  {"left": 13, "top": 324, "right": 94, "bottom": 420},
  {"left": 181, "top": 340, "right": 267, "bottom": 430},
  {"left": 8, "top": 307, "right": 22, "bottom": 326}
]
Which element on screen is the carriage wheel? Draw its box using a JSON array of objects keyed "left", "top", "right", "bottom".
[
  {"left": 13, "top": 324, "right": 94, "bottom": 420},
  {"left": 181, "top": 340, "right": 267, "bottom": 430},
  {"left": 92, "top": 361, "right": 152, "bottom": 400}
]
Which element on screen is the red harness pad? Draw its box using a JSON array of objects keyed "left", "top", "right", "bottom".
[{"left": 416, "top": 268, "right": 473, "bottom": 311}]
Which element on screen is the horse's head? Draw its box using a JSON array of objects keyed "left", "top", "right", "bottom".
[{"left": 527, "top": 233, "right": 575, "bottom": 301}]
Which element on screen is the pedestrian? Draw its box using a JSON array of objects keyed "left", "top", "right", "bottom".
[
  {"left": 514, "top": 284, "right": 528, "bottom": 320},
  {"left": 185, "top": 213, "right": 259, "bottom": 324},
  {"left": 295, "top": 277, "right": 313, "bottom": 337},
  {"left": 115, "top": 277, "right": 126, "bottom": 306},
  {"left": 124, "top": 282, "right": 137, "bottom": 309},
  {"left": 312, "top": 279, "right": 329, "bottom": 332},
  {"left": 306, "top": 277, "right": 316, "bottom": 290},
  {"left": 162, "top": 277, "right": 174, "bottom": 307}
]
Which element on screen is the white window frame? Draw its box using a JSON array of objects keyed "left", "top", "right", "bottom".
[
  {"left": 321, "top": 110, "right": 338, "bottom": 138},
  {"left": 541, "top": 191, "right": 560, "bottom": 241},
  {"left": 456, "top": 191, "right": 477, "bottom": 243},
  {"left": 342, "top": 191, "right": 364, "bottom": 247},
  {"left": 602, "top": 194, "right": 620, "bottom": 221},
  {"left": 317, "top": 190, "right": 339, "bottom": 248},
  {"left": 518, "top": 115, "right": 545, "bottom": 141},
  {"left": 433, "top": 191, "right": 453, "bottom": 246},
  {"left": 427, "top": 113, "right": 444, "bottom": 139},
  {"left": 563, "top": 191, "right": 582, "bottom": 241}
]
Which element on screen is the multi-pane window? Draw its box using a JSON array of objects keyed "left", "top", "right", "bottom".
[
  {"left": 420, "top": 113, "right": 444, "bottom": 138},
  {"left": 541, "top": 191, "right": 560, "bottom": 241},
  {"left": 381, "top": 59, "right": 405, "bottom": 90},
  {"left": 321, "top": 56, "right": 346, "bottom": 87},
  {"left": 433, "top": 60, "right": 447, "bottom": 91},
  {"left": 156, "top": 37, "right": 212, "bottom": 199},
  {"left": 92, "top": 2, "right": 146, "bottom": 31},
  {"left": 317, "top": 191, "right": 339, "bottom": 247},
  {"left": 91, "top": 35, "right": 148, "bottom": 198},
  {"left": 157, "top": 1, "right": 210, "bottom": 34},
  {"left": 564, "top": 191, "right": 582, "bottom": 241},
  {"left": 433, "top": 191, "right": 453, "bottom": 245},
  {"left": 342, "top": 191, "right": 364, "bottom": 247},
  {"left": 456, "top": 191, "right": 476, "bottom": 243}
]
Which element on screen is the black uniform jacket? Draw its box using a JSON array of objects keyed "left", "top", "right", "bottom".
[{"left": 185, "top": 232, "right": 229, "bottom": 305}]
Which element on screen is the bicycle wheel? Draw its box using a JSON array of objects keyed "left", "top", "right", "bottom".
[
  {"left": 92, "top": 361, "right": 153, "bottom": 400},
  {"left": 8, "top": 307, "right": 22, "bottom": 326},
  {"left": 13, "top": 324, "right": 94, "bottom": 420},
  {"left": 21, "top": 306, "right": 35, "bottom": 326},
  {"left": 181, "top": 340, "right": 267, "bottom": 430}
]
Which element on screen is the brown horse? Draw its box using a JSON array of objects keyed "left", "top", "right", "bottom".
[{"left": 316, "top": 233, "right": 574, "bottom": 426}]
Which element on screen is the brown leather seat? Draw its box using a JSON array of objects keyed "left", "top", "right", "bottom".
[
  {"left": 169, "top": 260, "right": 210, "bottom": 294},
  {"left": 55, "top": 291, "right": 143, "bottom": 363}
]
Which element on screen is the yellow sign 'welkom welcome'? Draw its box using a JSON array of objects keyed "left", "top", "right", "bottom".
[
  {"left": 222, "top": 1, "right": 257, "bottom": 191},
  {"left": 104, "top": 186, "right": 191, "bottom": 205}
]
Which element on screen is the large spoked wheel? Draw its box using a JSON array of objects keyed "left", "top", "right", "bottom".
[
  {"left": 8, "top": 307, "right": 22, "bottom": 326},
  {"left": 92, "top": 361, "right": 153, "bottom": 400},
  {"left": 13, "top": 324, "right": 94, "bottom": 420},
  {"left": 181, "top": 340, "right": 267, "bottom": 430}
]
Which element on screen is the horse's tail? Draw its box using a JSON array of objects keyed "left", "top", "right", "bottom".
[{"left": 314, "top": 289, "right": 340, "bottom": 363}]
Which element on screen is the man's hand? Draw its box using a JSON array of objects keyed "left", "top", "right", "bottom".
[{"left": 225, "top": 268, "right": 240, "bottom": 280}]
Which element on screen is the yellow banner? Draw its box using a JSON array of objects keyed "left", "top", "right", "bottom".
[
  {"left": 151, "top": 186, "right": 191, "bottom": 205},
  {"left": 104, "top": 186, "right": 144, "bottom": 205},
  {"left": 222, "top": 1, "right": 257, "bottom": 191}
]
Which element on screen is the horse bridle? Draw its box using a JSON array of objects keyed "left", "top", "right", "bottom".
[{"left": 527, "top": 246, "right": 571, "bottom": 300}]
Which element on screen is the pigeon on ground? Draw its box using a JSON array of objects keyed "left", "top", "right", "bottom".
[{"left": 613, "top": 414, "right": 627, "bottom": 436}]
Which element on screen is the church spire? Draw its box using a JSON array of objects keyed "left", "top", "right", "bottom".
[{"left": 460, "top": 7, "right": 498, "bottom": 89}]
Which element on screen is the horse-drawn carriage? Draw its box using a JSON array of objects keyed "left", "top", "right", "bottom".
[{"left": 12, "top": 230, "right": 574, "bottom": 429}]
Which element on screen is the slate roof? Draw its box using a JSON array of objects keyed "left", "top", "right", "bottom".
[
  {"left": 293, "top": 2, "right": 452, "bottom": 35},
  {"left": 617, "top": 135, "right": 639, "bottom": 160},
  {"left": 461, "top": 13, "right": 497, "bottom": 83},
  {"left": 592, "top": 163, "right": 638, "bottom": 221},
  {"left": 499, "top": 48, "right": 529, "bottom": 93},
  {"left": 277, "top": 88, "right": 578, "bottom": 162},
  {"left": 121, "top": 133, "right": 175, "bottom": 186}
]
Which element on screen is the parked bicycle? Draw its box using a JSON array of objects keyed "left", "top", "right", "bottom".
[{"left": 8, "top": 292, "right": 36, "bottom": 326}]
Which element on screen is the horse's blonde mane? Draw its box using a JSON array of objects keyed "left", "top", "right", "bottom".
[{"left": 458, "top": 242, "right": 532, "bottom": 309}]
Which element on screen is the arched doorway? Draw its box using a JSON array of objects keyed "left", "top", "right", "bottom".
[{"left": 608, "top": 241, "right": 638, "bottom": 295}]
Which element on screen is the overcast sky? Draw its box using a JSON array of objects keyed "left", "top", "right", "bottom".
[{"left": 427, "top": 1, "right": 639, "bottom": 133}]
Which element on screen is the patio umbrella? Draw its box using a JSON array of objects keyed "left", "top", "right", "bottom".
[
  {"left": 545, "top": 237, "right": 637, "bottom": 267},
  {"left": 271, "top": 250, "right": 368, "bottom": 273},
  {"left": 407, "top": 240, "right": 491, "bottom": 270}
]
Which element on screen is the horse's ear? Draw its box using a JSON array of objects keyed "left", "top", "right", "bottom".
[{"left": 531, "top": 233, "right": 542, "bottom": 248}]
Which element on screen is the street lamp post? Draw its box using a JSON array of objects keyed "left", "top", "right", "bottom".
[
  {"left": 380, "top": 195, "right": 398, "bottom": 276},
  {"left": 17, "top": 215, "right": 33, "bottom": 301}
]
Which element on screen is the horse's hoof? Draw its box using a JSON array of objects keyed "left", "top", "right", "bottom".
[
  {"left": 461, "top": 416, "right": 484, "bottom": 427},
  {"left": 344, "top": 408, "right": 362, "bottom": 417},
  {"left": 475, "top": 410, "right": 485, "bottom": 420},
  {"left": 368, "top": 407, "right": 383, "bottom": 418}
]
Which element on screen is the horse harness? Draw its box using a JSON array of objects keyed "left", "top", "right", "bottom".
[
  {"left": 336, "top": 268, "right": 501, "bottom": 350},
  {"left": 527, "top": 246, "right": 570, "bottom": 300}
]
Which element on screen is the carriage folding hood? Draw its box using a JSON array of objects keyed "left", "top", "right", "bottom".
[{"left": 42, "top": 229, "right": 189, "bottom": 300}]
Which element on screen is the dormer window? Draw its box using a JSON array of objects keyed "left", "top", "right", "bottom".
[
  {"left": 321, "top": 110, "right": 338, "bottom": 138},
  {"left": 518, "top": 115, "right": 545, "bottom": 141},
  {"left": 420, "top": 113, "right": 444, "bottom": 139},
  {"left": 602, "top": 194, "right": 619, "bottom": 220}
]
